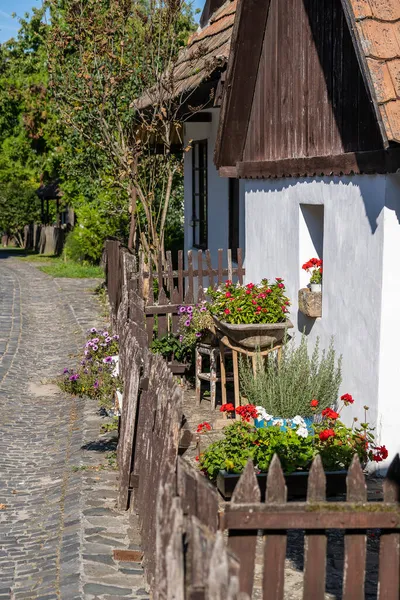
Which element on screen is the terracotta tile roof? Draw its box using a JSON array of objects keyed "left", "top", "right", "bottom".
[
  {"left": 349, "top": 0, "right": 400, "bottom": 142},
  {"left": 136, "top": 0, "right": 236, "bottom": 109}
]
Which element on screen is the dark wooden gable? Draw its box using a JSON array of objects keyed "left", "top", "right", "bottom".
[{"left": 214, "top": 0, "right": 400, "bottom": 178}]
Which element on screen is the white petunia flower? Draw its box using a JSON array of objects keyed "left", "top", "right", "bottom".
[
  {"left": 273, "top": 418, "right": 284, "bottom": 427},
  {"left": 293, "top": 415, "right": 306, "bottom": 426},
  {"left": 256, "top": 407, "right": 273, "bottom": 422},
  {"left": 296, "top": 427, "right": 309, "bottom": 438}
]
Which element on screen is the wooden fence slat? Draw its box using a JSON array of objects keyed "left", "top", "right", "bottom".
[
  {"left": 228, "top": 461, "right": 260, "bottom": 597},
  {"left": 178, "top": 250, "right": 184, "bottom": 302},
  {"left": 147, "top": 268, "right": 155, "bottom": 346},
  {"left": 205, "top": 250, "right": 215, "bottom": 289},
  {"left": 157, "top": 288, "right": 169, "bottom": 338},
  {"left": 263, "top": 454, "right": 287, "bottom": 600},
  {"left": 171, "top": 288, "right": 181, "bottom": 335},
  {"left": 303, "top": 455, "right": 327, "bottom": 600},
  {"left": 227, "top": 249, "right": 233, "bottom": 282},
  {"left": 208, "top": 532, "right": 241, "bottom": 600},
  {"left": 198, "top": 250, "right": 205, "bottom": 302},
  {"left": 177, "top": 457, "right": 219, "bottom": 531},
  {"left": 237, "top": 248, "right": 244, "bottom": 285},
  {"left": 343, "top": 455, "right": 367, "bottom": 600},
  {"left": 217, "top": 248, "right": 223, "bottom": 284},
  {"left": 378, "top": 454, "right": 400, "bottom": 600},
  {"left": 166, "top": 250, "right": 174, "bottom": 295},
  {"left": 185, "top": 250, "right": 194, "bottom": 303}
]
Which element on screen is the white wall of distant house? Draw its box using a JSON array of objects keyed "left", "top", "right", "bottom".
[
  {"left": 183, "top": 109, "right": 245, "bottom": 280},
  {"left": 244, "top": 174, "right": 400, "bottom": 468}
]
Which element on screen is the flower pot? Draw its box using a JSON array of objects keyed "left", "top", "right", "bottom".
[
  {"left": 254, "top": 415, "right": 314, "bottom": 433},
  {"left": 310, "top": 283, "right": 322, "bottom": 293},
  {"left": 216, "top": 469, "right": 348, "bottom": 501},
  {"left": 212, "top": 316, "right": 293, "bottom": 350},
  {"left": 168, "top": 361, "right": 187, "bottom": 375}
]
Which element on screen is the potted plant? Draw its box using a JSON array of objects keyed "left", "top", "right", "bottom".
[
  {"left": 150, "top": 334, "right": 192, "bottom": 374},
  {"left": 302, "top": 257, "right": 323, "bottom": 292},
  {"left": 239, "top": 334, "right": 342, "bottom": 428},
  {"left": 197, "top": 394, "right": 388, "bottom": 500},
  {"left": 178, "top": 302, "right": 217, "bottom": 346},
  {"left": 207, "top": 279, "right": 293, "bottom": 349}
]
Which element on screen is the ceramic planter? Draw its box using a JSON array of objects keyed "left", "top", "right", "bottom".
[
  {"left": 310, "top": 283, "right": 322, "bottom": 293},
  {"left": 168, "top": 361, "right": 187, "bottom": 375},
  {"left": 254, "top": 416, "right": 314, "bottom": 433},
  {"left": 212, "top": 316, "right": 293, "bottom": 350},
  {"left": 217, "top": 469, "right": 347, "bottom": 501}
]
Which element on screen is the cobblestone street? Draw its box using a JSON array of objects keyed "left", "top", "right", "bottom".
[{"left": 0, "top": 254, "right": 148, "bottom": 600}]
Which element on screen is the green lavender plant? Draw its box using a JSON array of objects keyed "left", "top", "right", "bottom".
[{"left": 239, "top": 334, "right": 342, "bottom": 418}]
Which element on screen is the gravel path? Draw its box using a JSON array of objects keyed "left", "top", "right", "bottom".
[{"left": 0, "top": 255, "right": 148, "bottom": 600}]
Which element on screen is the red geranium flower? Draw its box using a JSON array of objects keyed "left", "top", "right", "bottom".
[
  {"left": 225, "top": 292, "right": 232, "bottom": 298},
  {"left": 224, "top": 309, "right": 231, "bottom": 314},
  {"left": 246, "top": 283, "right": 255, "bottom": 290},
  {"left": 277, "top": 283, "right": 284, "bottom": 289},
  {"left": 220, "top": 403, "right": 235, "bottom": 412},
  {"left": 236, "top": 404, "right": 258, "bottom": 422},
  {"left": 196, "top": 421, "right": 212, "bottom": 433},
  {"left": 322, "top": 408, "right": 339, "bottom": 420},
  {"left": 225, "top": 280, "right": 232, "bottom": 286},
  {"left": 319, "top": 428, "right": 335, "bottom": 441},
  {"left": 341, "top": 393, "right": 354, "bottom": 405},
  {"left": 310, "top": 399, "right": 319, "bottom": 408}
]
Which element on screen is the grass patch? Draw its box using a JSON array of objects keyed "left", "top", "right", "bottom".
[
  {"left": 39, "top": 261, "right": 104, "bottom": 278},
  {"left": 18, "top": 253, "right": 57, "bottom": 263}
]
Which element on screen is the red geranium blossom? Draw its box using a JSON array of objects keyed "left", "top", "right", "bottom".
[
  {"left": 310, "top": 399, "right": 319, "bottom": 408},
  {"left": 372, "top": 445, "right": 388, "bottom": 462},
  {"left": 319, "top": 428, "right": 335, "bottom": 441},
  {"left": 277, "top": 283, "right": 284, "bottom": 289},
  {"left": 225, "top": 292, "right": 232, "bottom": 298},
  {"left": 341, "top": 393, "right": 354, "bottom": 405},
  {"left": 225, "top": 280, "right": 232, "bottom": 286},
  {"left": 236, "top": 404, "right": 258, "bottom": 422},
  {"left": 220, "top": 403, "right": 235, "bottom": 413},
  {"left": 322, "top": 408, "right": 339, "bottom": 420},
  {"left": 196, "top": 421, "right": 212, "bottom": 433},
  {"left": 224, "top": 309, "right": 231, "bottom": 314}
]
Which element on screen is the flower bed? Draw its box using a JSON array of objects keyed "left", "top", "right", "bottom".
[
  {"left": 196, "top": 396, "right": 388, "bottom": 495},
  {"left": 59, "top": 327, "right": 121, "bottom": 412}
]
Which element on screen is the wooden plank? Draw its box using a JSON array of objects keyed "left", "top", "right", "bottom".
[
  {"left": 303, "top": 455, "right": 327, "bottom": 600},
  {"left": 205, "top": 249, "right": 214, "bottom": 289},
  {"left": 227, "top": 249, "right": 233, "bottom": 282},
  {"left": 214, "top": 0, "right": 272, "bottom": 168},
  {"left": 157, "top": 251, "right": 164, "bottom": 297},
  {"left": 185, "top": 250, "right": 194, "bottom": 303},
  {"left": 343, "top": 455, "right": 367, "bottom": 600},
  {"left": 171, "top": 288, "right": 181, "bottom": 334},
  {"left": 177, "top": 457, "right": 219, "bottom": 531},
  {"left": 217, "top": 248, "right": 223, "bottom": 285},
  {"left": 198, "top": 250, "right": 205, "bottom": 302},
  {"left": 228, "top": 460, "right": 260, "bottom": 597},
  {"left": 166, "top": 250, "right": 174, "bottom": 295},
  {"left": 157, "top": 288, "right": 169, "bottom": 338},
  {"left": 237, "top": 248, "right": 244, "bottom": 284},
  {"left": 222, "top": 509, "right": 400, "bottom": 530},
  {"left": 178, "top": 250, "right": 184, "bottom": 302},
  {"left": 113, "top": 549, "right": 143, "bottom": 562},
  {"left": 236, "top": 149, "right": 400, "bottom": 179},
  {"left": 263, "top": 455, "right": 287, "bottom": 600},
  {"left": 208, "top": 532, "right": 241, "bottom": 600},
  {"left": 378, "top": 454, "right": 400, "bottom": 600}
]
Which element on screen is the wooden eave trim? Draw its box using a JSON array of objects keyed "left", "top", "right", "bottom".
[
  {"left": 340, "top": 0, "right": 389, "bottom": 149},
  {"left": 222, "top": 149, "right": 400, "bottom": 178},
  {"left": 214, "top": 0, "right": 271, "bottom": 168}
]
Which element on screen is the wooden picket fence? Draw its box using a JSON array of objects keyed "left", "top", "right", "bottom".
[
  {"left": 105, "top": 239, "right": 245, "bottom": 346},
  {"left": 106, "top": 240, "right": 400, "bottom": 600}
]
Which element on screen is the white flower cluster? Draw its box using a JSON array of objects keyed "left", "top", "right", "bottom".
[{"left": 255, "top": 407, "right": 309, "bottom": 438}]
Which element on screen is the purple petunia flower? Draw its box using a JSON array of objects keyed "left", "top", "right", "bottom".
[
  {"left": 103, "top": 356, "right": 113, "bottom": 364},
  {"left": 187, "top": 306, "right": 193, "bottom": 313},
  {"left": 94, "top": 380, "right": 99, "bottom": 389},
  {"left": 63, "top": 368, "right": 69, "bottom": 374},
  {"left": 195, "top": 332, "right": 202, "bottom": 337},
  {"left": 92, "top": 337, "right": 99, "bottom": 343},
  {"left": 113, "top": 335, "right": 119, "bottom": 340},
  {"left": 102, "top": 331, "right": 109, "bottom": 338},
  {"left": 69, "top": 374, "right": 80, "bottom": 381},
  {"left": 92, "top": 345, "right": 98, "bottom": 351},
  {"left": 200, "top": 306, "right": 207, "bottom": 312},
  {"left": 105, "top": 337, "right": 112, "bottom": 343},
  {"left": 178, "top": 306, "right": 186, "bottom": 314},
  {"left": 184, "top": 319, "right": 191, "bottom": 327},
  {"left": 90, "top": 328, "right": 97, "bottom": 334},
  {"left": 80, "top": 360, "right": 86, "bottom": 366}
]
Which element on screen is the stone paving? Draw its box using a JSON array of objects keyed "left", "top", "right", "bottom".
[{"left": 0, "top": 254, "right": 148, "bottom": 600}]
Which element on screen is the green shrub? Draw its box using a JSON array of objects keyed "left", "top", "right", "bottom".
[{"left": 239, "top": 335, "right": 342, "bottom": 418}]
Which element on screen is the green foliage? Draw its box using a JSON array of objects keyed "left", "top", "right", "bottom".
[
  {"left": 0, "top": 182, "right": 41, "bottom": 244},
  {"left": 39, "top": 260, "right": 104, "bottom": 278},
  {"left": 208, "top": 279, "right": 291, "bottom": 325},
  {"left": 239, "top": 335, "right": 342, "bottom": 418},
  {"left": 178, "top": 302, "right": 214, "bottom": 348},
  {"left": 310, "top": 269, "right": 323, "bottom": 284},
  {"left": 198, "top": 421, "right": 315, "bottom": 480},
  {"left": 150, "top": 334, "right": 192, "bottom": 363}
]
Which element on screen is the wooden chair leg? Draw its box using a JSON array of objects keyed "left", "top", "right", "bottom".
[
  {"left": 195, "top": 347, "right": 202, "bottom": 405},
  {"left": 210, "top": 348, "right": 217, "bottom": 410},
  {"left": 219, "top": 341, "right": 227, "bottom": 413},
  {"left": 233, "top": 350, "right": 240, "bottom": 410}
]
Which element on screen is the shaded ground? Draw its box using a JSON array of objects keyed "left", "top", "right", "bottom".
[{"left": 0, "top": 254, "right": 148, "bottom": 600}]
